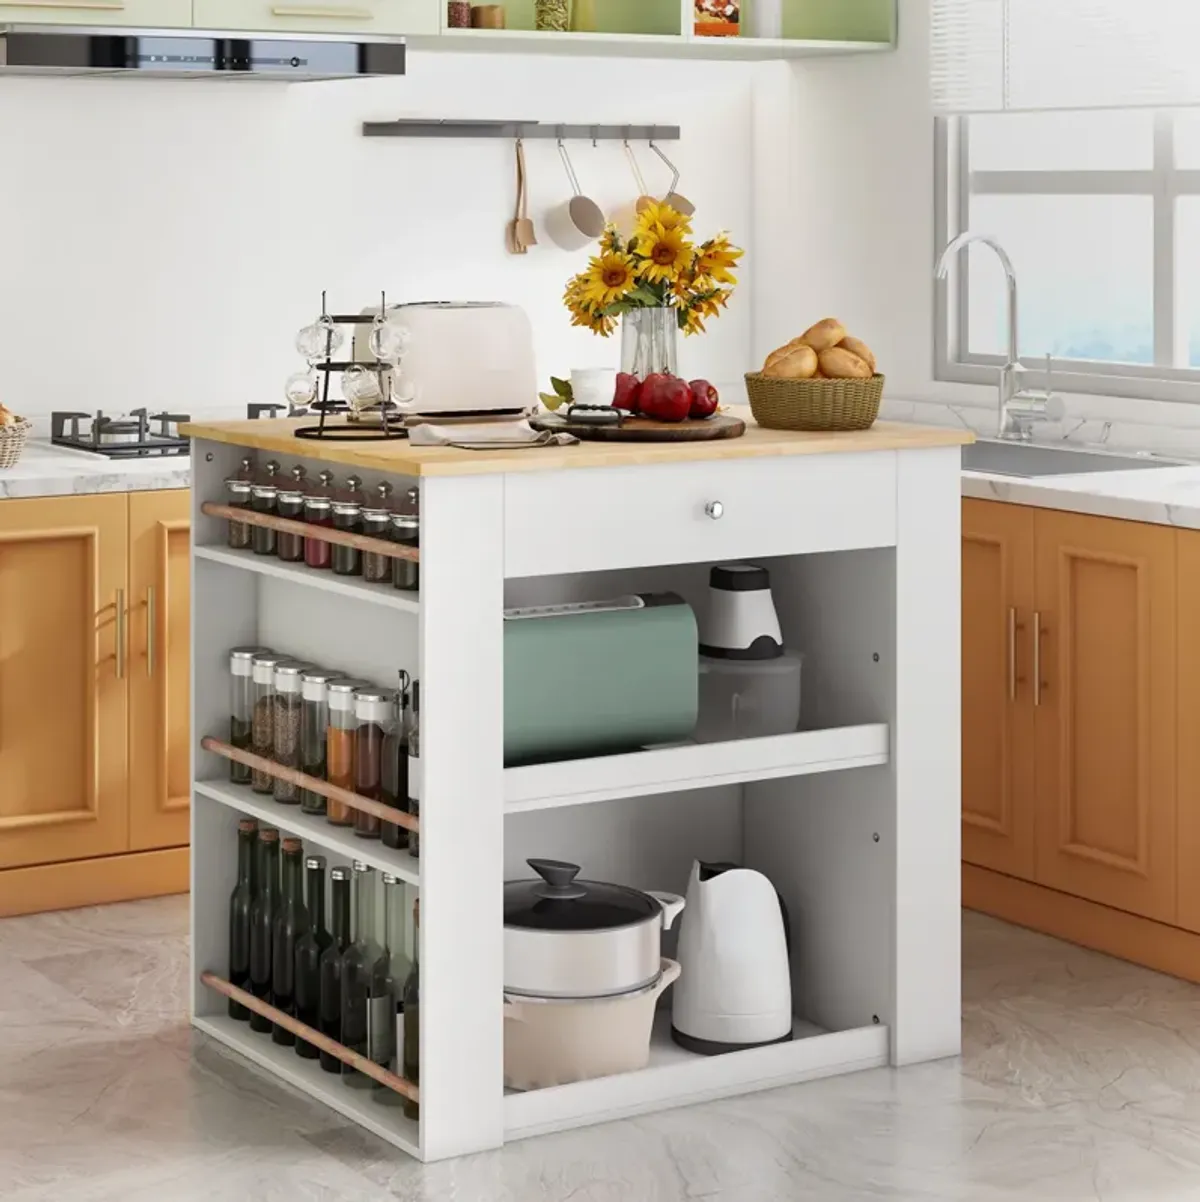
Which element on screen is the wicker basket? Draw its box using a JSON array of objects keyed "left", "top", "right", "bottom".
[
  {"left": 745, "top": 373, "right": 884, "bottom": 432},
  {"left": 0, "top": 419, "right": 31, "bottom": 469}
]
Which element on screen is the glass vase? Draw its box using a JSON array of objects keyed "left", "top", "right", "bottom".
[{"left": 620, "top": 307, "right": 678, "bottom": 380}]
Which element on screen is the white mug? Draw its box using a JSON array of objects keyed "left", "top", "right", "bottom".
[{"left": 570, "top": 368, "right": 618, "bottom": 408}]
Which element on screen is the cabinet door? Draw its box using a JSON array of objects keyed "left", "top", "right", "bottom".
[
  {"left": 192, "top": 0, "right": 438, "bottom": 34},
  {"left": 0, "top": 0, "right": 191, "bottom": 27},
  {"left": 1033, "top": 511, "right": 1176, "bottom": 922},
  {"left": 0, "top": 495, "right": 129, "bottom": 870},
  {"left": 128, "top": 491, "right": 191, "bottom": 852},
  {"left": 961, "top": 499, "right": 1037, "bottom": 879},
  {"left": 1176, "top": 532, "right": 1200, "bottom": 932}
]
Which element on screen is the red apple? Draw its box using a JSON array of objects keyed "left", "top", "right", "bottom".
[
  {"left": 688, "top": 379, "right": 720, "bottom": 419},
  {"left": 642, "top": 373, "right": 692, "bottom": 422},
  {"left": 614, "top": 372, "right": 642, "bottom": 414}
]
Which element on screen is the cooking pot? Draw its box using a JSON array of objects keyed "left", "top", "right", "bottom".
[{"left": 504, "top": 859, "right": 685, "bottom": 999}]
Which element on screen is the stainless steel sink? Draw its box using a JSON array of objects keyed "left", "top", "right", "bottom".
[{"left": 962, "top": 440, "right": 1187, "bottom": 478}]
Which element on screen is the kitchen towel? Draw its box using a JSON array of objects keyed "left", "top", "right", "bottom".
[{"left": 407, "top": 420, "right": 577, "bottom": 450}]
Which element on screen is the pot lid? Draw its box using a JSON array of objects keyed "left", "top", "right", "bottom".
[{"left": 504, "top": 859, "right": 660, "bottom": 932}]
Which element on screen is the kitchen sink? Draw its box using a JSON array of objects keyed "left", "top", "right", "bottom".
[{"left": 962, "top": 440, "right": 1187, "bottom": 478}]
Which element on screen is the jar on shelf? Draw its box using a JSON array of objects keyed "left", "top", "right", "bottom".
[
  {"left": 326, "top": 678, "right": 361, "bottom": 826},
  {"left": 534, "top": 0, "right": 567, "bottom": 30},
  {"left": 251, "top": 460, "right": 282, "bottom": 557},
  {"left": 353, "top": 687, "right": 396, "bottom": 840},
  {"left": 300, "top": 668, "right": 337, "bottom": 815},
  {"left": 304, "top": 470, "right": 336, "bottom": 571},
  {"left": 390, "top": 487, "right": 420, "bottom": 593},
  {"left": 447, "top": 0, "right": 470, "bottom": 25},
  {"left": 229, "top": 645, "right": 266, "bottom": 785},
  {"left": 276, "top": 466, "right": 308, "bottom": 563},
  {"left": 224, "top": 475, "right": 253, "bottom": 550},
  {"left": 251, "top": 651, "right": 283, "bottom": 794},
  {"left": 272, "top": 661, "right": 307, "bottom": 803},
  {"left": 361, "top": 482, "right": 394, "bottom": 585}
]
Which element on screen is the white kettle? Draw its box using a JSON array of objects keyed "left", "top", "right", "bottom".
[{"left": 671, "top": 860, "right": 792, "bottom": 1054}]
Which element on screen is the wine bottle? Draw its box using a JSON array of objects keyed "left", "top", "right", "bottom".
[
  {"left": 340, "top": 861, "right": 389, "bottom": 1090},
  {"left": 402, "top": 897, "right": 419, "bottom": 1121},
  {"left": 294, "top": 854, "right": 330, "bottom": 1060},
  {"left": 381, "top": 679, "right": 410, "bottom": 851},
  {"left": 271, "top": 837, "right": 309, "bottom": 1046},
  {"left": 227, "top": 818, "right": 258, "bottom": 1020},
  {"left": 318, "top": 866, "right": 352, "bottom": 1074},
  {"left": 247, "top": 827, "right": 280, "bottom": 1034},
  {"left": 373, "top": 874, "right": 410, "bottom": 1105},
  {"left": 407, "top": 681, "right": 421, "bottom": 860}
]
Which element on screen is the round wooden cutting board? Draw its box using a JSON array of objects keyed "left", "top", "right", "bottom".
[{"left": 529, "top": 412, "right": 746, "bottom": 443}]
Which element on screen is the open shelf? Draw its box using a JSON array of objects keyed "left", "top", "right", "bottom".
[
  {"left": 503, "top": 723, "right": 888, "bottom": 813},
  {"left": 195, "top": 780, "right": 420, "bottom": 887},
  {"left": 503, "top": 1011, "right": 889, "bottom": 1141},
  {"left": 195, "top": 545, "right": 420, "bottom": 615},
  {"left": 196, "top": 1013, "right": 420, "bottom": 1159}
]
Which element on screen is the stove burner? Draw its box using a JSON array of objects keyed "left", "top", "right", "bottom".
[{"left": 51, "top": 409, "right": 191, "bottom": 458}]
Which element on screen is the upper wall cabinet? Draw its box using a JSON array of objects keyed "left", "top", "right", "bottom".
[
  {"left": 0, "top": 0, "right": 191, "bottom": 26},
  {"left": 193, "top": 0, "right": 438, "bottom": 36}
]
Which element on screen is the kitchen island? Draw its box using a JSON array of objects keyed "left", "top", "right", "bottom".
[{"left": 182, "top": 413, "right": 971, "bottom": 1163}]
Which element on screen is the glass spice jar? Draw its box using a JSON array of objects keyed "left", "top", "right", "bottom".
[
  {"left": 304, "top": 470, "right": 336, "bottom": 570},
  {"left": 326, "top": 679, "right": 361, "bottom": 826},
  {"left": 390, "top": 487, "right": 420, "bottom": 593},
  {"left": 272, "top": 661, "right": 307, "bottom": 803},
  {"left": 300, "top": 669, "right": 337, "bottom": 815},
  {"left": 361, "top": 482, "right": 394, "bottom": 585},
  {"left": 224, "top": 477, "right": 253, "bottom": 550},
  {"left": 251, "top": 460, "right": 281, "bottom": 557},
  {"left": 276, "top": 466, "right": 307, "bottom": 563},
  {"left": 251, "top": 651, "right": 283, "bottom": 794},
  {"left": 229, "top": 646, "right": 266, "bottom": 785},
  {"left": 447, "top": 0, "right": 470, "bottom": 25},
  {"left": 353, "top": 688, "right": 396, "bottom": 840}
]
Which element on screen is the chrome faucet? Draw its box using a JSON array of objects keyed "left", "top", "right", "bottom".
[{"left": 935, "top": 232, "right": 1063, "bottom": 441}]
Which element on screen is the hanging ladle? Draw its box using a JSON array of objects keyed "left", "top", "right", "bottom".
[{"left": 649, "top": 139, "right": 696, "bottom": 218}]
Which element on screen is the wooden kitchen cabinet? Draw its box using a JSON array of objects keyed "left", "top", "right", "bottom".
[
  {"left": 0, "top": 0, "right": 192, "bottom": 27},
  {"left": 961, "top": 499, "right": 1037, "bottom": 880},
  {"left": 191, "top": 0, "right": 438, "bottom": 35},
  {"left": 1174, "top": 532, "right": 1200, "bottom": 934}
]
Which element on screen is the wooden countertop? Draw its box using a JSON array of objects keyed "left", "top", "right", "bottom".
[{"left": 180, "top": 410, "right": 973, "bottom": 478}]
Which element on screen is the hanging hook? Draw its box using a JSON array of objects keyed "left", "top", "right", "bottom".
[
  {"left": 558, "top": 138, "right": 583, "bottom": 197},
  {"left": 591, "top": 125, "right": 598, "bottom": 148},
  {"left": 624, "top": 139, "right": 649, "bottom": 197},
  {"left": 648, "top": 139, "right": 681, "bottom": 196}
]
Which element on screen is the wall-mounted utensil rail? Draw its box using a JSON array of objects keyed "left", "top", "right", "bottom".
[
  {"left": 201, "top": 737, "right": 419, "bottom": 835},
  {"left": 200, "top": 502, "right": 419, "bottom": 563},
  {"left": 200, "top": 971, "right": 419, "bottom": 1104},
  {"left": 362, "top": 120, "right": 680, "bottom": 142}
]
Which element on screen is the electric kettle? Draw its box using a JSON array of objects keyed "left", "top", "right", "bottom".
[{"left": 670, "top": 860, "right": 792, "bottom": 1054}]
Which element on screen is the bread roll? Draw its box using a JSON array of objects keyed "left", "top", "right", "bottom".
[
  {"left": 837, "top": 335, "right": 876, "bottom": 374},
  {"left": 763, "top": 336, "right": 809, "bottom": 373},
  {"left": 800, "top": 318, "right": 846, "bottom": 353},
  {"left": 763, "top": 343, "right": 818, "bottom": 380},
  {"left": 818, "top": 347, "right": 872, "bottom": 380}
]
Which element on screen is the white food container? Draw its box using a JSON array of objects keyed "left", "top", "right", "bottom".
[{"left": 695, "top": 651, "right": 803, "bottom": 743}]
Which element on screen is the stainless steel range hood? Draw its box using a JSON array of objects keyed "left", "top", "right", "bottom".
[{"left": 0, "top": 25, "right": 406, "bottom": 79}]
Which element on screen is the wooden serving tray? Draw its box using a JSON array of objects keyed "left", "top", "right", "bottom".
[{"left": 529, "top": 412, "right": 746, "bottom": 443}]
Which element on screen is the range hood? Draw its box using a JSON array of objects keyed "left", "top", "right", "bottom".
[{"left": 0, "top": 25, "right": 406, "bottom": 79}]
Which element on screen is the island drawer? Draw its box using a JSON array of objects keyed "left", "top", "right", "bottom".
[{"left": 502, "top": 452, "right": 898, "bottom": 577}]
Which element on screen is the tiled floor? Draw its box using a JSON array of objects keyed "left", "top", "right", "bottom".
[{"left": 3, "top": 899, "right": 1200, "bottom": 1200}]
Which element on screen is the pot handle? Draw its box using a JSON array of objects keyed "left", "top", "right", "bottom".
[
  {"left": 649, "top": 890, "right": 686, "bottom": 931},
  {"left": 650, "top": 958, "right": 682, "bottom": 1000}
]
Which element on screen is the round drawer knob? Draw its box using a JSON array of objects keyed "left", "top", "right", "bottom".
[{"left": 705, "top": 501, "right": 724, "bottom": 520}]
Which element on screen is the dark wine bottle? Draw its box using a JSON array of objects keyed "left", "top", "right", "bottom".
[
  {"left": 318, "top": 866, "right": 352, "bottom": 1074},
  {"left": 271, "top": 837, "right": 309, "bottom": 1046},
  {"left": 341, "top": 861, "right": 389, "bottom": 1090},
  {"left": 381, "top": 679, "right": 410, "bottom": 851},
  {"left": 407, "top": 681, "right": 421, "bottom": 859},
  {"left": 374, "top": 873, "right": 411, "bottom": 1107},
  {"left": 402, "top": 897, "right": 419, "bottom": 1121},
  {"left": 227, "top": 817, "right": 259, "bottom": 1020},
  {"left": 247, "top": 827, "right": 280, "bottom": 1034},
  {"left": 294, "top": 854, "right": 330, "bottom": 1060}
]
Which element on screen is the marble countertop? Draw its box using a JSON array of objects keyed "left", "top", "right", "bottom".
[{"left": 0, "top": 440, "right": 190, "bottom": 500}]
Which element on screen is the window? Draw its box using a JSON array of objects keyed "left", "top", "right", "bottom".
[{"left": 935, "top": 111, "right": 1200, "bottom": 403}]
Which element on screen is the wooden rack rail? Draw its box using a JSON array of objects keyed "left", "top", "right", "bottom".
[
  {"left": 200, "top": 972, "right": 419, "bottom": 1105},
  {"left": 201, "top": 502, "right": 420, "bottom": 563},
  {"left": 202, "top": 738, "right": 419, "bottom": 835}
]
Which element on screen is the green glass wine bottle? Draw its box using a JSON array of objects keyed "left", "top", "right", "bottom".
[
  {"left": 340, "top": 861, "right": 389, "bottom": 1090},
  {"left": 373, "top": 873, "right": 411, "bottom": 1106},
  {"left": 227, "top": 817, "right": 258, "bottom": 1021},
  {"left": 318, "top": 866, "right": 352, "bottom": 1074},
  {"left": 294, "top": 854, "right": 330, "bottom": 1060},
  {"left": 271, "top": 837, "right": 309, "bottom": 1046},
  {"left": 401, "top": 897, "right": 419, "bottom": 1122},
  {"left": 247, "top": 827, "right": 280, "bottom": 1034}
]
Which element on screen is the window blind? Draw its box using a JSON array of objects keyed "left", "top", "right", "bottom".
[{"left": 931, "top": 0, "right": 1200, "bottom": 113}]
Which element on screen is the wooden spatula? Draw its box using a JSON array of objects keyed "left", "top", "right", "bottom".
[{"left": 511, "top": 138, "right": 537, "bottom": 253}]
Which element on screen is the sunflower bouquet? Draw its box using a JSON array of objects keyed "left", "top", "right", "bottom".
[{"left": 563, "top": 202, "right": 742, "bottom": 337}]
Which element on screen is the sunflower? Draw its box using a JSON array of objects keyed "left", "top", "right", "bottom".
[
  {"left": 635, "top": 225, "right": 694, "bottom": 285},
  {"left": 695, "top": 233, "right": 742, "bottom": 286},
  {"left": 636, "top": 200, "right": 692, "bottom": 238},
  {"left": 599, "top": 226, "right": 625, "bottom": 255},
  {"left": 679, "top": 305, "right": 708, "bottom": 337},
  {"left": 579, "top": 251, "right": 637, "bottom": 309}
]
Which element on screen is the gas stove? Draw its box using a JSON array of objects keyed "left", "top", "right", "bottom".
[{"left": 52, "top": 410, "right": 191, "bottom": 458}]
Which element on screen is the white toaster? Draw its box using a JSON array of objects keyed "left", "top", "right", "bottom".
[{"left": 352, "top": 301, "right": 537, "bottom": 417}]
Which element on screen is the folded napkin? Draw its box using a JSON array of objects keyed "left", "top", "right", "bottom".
[{"left": 407, "top": 420, "right": 577, "bottom": 450}]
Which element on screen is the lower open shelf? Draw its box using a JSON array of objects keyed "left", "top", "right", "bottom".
[
  {"left": 195, "top": 1013, "right": 421, "bottom": 1159},
  {"left": 502, "top": 1012, "right": 889, "bottom": 1141}
]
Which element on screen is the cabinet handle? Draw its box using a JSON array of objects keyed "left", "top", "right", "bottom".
[
  {"left": 705, "top": 501, "right": 724, "bottom": 520},
  {"left": 145, "top": 586, "right": 156, "bottom": 678},
  {"left": 115, "top": 589, "right": 126, "bottom": 680},
  {"left": 1008, "top": 606, "right": 1017, "bottom": 701},
  {"left": 1033, "top": 610, "right": 1043, "bottom": 707},
  {"left": 271, "top": 5, "right": 374, "bottom": 17},
  {"left": 0, "top": 1, "right": 126, "bottom": 8}
]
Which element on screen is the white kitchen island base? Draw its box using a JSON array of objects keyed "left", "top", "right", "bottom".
[{"left": 183, "top": 415, "right": 969, "bottom": 1162}]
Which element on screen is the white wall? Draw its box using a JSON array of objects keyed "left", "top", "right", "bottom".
[{"left": 0, "top": 52, "right": 763, "bottom": 420}]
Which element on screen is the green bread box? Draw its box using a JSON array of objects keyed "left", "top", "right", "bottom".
[{"left": 504, "top": 593, "right": 699, "bottom": 765}]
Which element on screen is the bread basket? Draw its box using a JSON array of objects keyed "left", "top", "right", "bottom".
[
  {"left": 745, "top": 373, "right": 884, "bottom": 433},
  {"left": 0, "top": 418, "right": 32, "bottom": 469}
]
